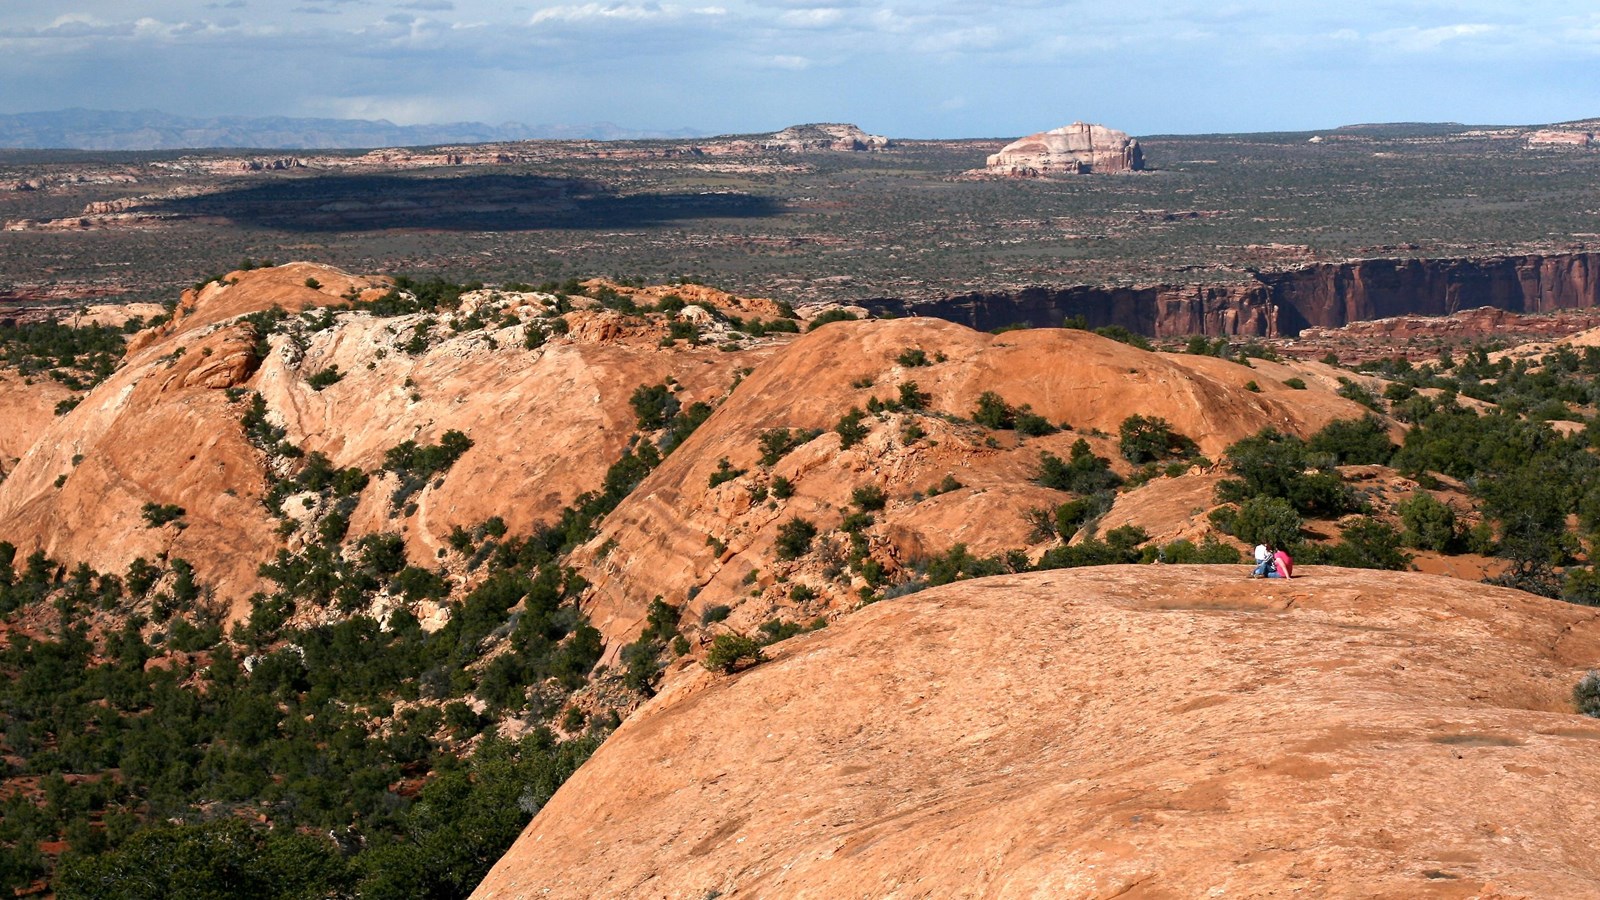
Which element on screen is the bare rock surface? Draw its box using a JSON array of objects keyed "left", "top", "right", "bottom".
[
  {"left": 475, "top": 565, "right": 1600, "bottom": 899},
  {"left": 575, "top": 318, "right": 1381, "bottom": 651},
  {"left": 986, "top": 123, "right": 1143, "bottom": 176},
  {"left": 0, "top": 369, "right": 72, "bottom": 479},
  {"left": 0, "top": 265, "right": 778, "bottom": 617}
]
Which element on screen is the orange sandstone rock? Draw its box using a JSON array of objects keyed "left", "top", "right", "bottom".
[{"left": 475, "top": 565, "right": 1600, "bottom": 899}]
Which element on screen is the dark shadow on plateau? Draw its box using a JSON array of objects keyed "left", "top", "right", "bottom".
[{"left": 141, "top": 173, "right": 784, "bottom": 232}]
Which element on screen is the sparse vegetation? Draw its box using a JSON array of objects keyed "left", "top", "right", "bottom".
[
  {"left": 775, "top": 517, "right": 819, "bottom": 560},
  {"left": 704, "top": 633, "right": 766, "bottom": 673},
  {"left": 835, "top": 408, "right": 869, "bottom": 449},
  {"left": 139, "top": 502, "right": 186, "bottom": 527}
]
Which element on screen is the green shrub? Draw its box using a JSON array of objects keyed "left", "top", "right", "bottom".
[
  {"left": 972, "top": 391, "right": 1016, "bottom": 429},
  {"left": 896, "top": 381, "right": 930, "bottom": 411},
  {"left": 140, "top": 502, "right": 186, "bottom": 528},
  {"left": 807, "top": 308, "right": 859, "bottom": 331},
  {"left": 1118, "top": 414, "right": 1199, "bottom": 464},
  {"left": 1283, "top": 377, "right": 1307, "bottom": 390},
  {"left": 1563, "top": 569, "right": 1600, "bottom": 607},
  {"left": 629, "top": 383, "right": 677, "bottom": 430},
  {"left": 757, "top": 619, "right": 805, "bottom": 645},
  {"left": 708, "top": 458, "right": 746, "bottom": 488},
  {"left": 1092, "top": 325, "right": 1152, "bottom": 350},
  {"left": 704, "top": 634, "right": 766, "bottom": 672},
  {"left": 774, "top": 517, "right": 818, "bottom": 559},
  {"left": 1307, "top": 416, "right": 1394, "bottom": 465},
  {"left": 1314, "top": 517, "right": 1412, "bottom": 570},
  {"left": 835, "top": 408, "right": 869, "bottom": 449},
  {"left": 1575, "top": 671, "right": 1600, "bottom": 716},
  {"left": 896, "top": 348, "right": 930, "bottom": 367},
  {"left": 1336, "top": 377, "right": 1383, "bottom": 411},
  {"left": 1215, "top": 428, "right": 1361, "bottom": 517},
  {"left": 851, "top": 484, "right": 888, "bottom": 511},
  {"left": 307, "top": 365, "right": 344, "bottom": 391},
  {"left": 758, "top": 427, "right": 817, "bottom": 466},
  {"left": 1036, "top": 441, "right": 1121, "bottom": 494},
  {"left": 700, "top": 604, "right": 732, "bottom": 625},
  {"left": 1228, "top": 496, "right": 1302, "bottom": 548},
  {"left": 1397, "top": 491, "right": 1461, "bottom": 552},
  {"left": 924, "top": 543, "right": 1007, "bottom": 586}
]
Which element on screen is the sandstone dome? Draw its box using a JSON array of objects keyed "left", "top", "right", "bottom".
[
  {"left": 474, "top": 565, "right": 1600, "bottom": 898},
  {"left": 986, "top": 122, "right": 1143, "bottom": 176}
]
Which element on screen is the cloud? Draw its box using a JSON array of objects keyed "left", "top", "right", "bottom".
[
  {"left": 912, "top": 24, "right": 1003, "bottom": 55},
  {"left": 398, "top": 0, "right": 454, "bottom": 8},
  {"left": 529, "top": 3, "right": 682, "bottom": 24},
  {"left": 763, "top": 53, "right": 809, "bottom": 69},
  {"left": 778, "top": 7, "right": 842, "bottom": 27},
  {"left": 0, "top": 14, "right": 134, "bottom": 39},
  {"left": 1368, "top": 22, "right": 1496, "bottom": 52}
]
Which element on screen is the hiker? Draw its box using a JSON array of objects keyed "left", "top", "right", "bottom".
[
  {"left": 1252, "top": 542, "right": 1272, "bottom": 577},
  {"left": 1267, "top": 546, "right": 1294, "bottom": 579}
]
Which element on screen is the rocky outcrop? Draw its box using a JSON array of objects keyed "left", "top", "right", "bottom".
[
  {"left": 761, "top": 123, "right": 890, "bottom": 152},
  {"left": 238, "top": 157, "right": 306, "bottom": 171},
  {"left": 1528, "top": 130, "right": 1593, "bottom": 147},
  {"left": 570, "top": 317, "right": 1379, "bottom": 656},
  {"left": 0, "top": 265, "right": 785, "bottom": 618},
  {"left": 474, "top": 565, "right": 1600, "bottom": 899},
  {"left": 985, "top": 122, "right": 1143, "bottom": 175},
  {"left": 860, "top": 251, "right": 1600, "bottom": 338}
]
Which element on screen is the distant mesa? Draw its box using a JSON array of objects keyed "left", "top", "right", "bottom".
[
  {"left": 759, "top": 123, "right": 890, "bottom": 152},
  {"left": 985, "top": 122, "right": 1143, "bottom": 176}
]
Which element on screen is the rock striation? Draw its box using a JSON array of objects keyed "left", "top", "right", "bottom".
[
  {"left": 0, "top": 264, "right": 784, "bottom": 617},
  {"left": 986, "top": 122, "right": 1143, "bottom": 175},
  {"left": 571, "top": 317, "right": 1379, "bottom": 656},
  {"left": 474, "top": 565, "right": 1600, "bottom": 899}
]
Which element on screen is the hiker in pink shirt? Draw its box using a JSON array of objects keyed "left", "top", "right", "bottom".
[{"left": 1267, "top": 547, "right": 1293, "bottom": 579}]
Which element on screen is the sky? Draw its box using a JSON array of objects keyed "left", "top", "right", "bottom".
[{"left": 1, "top": 1, "right": 1597, "bottom": 138}]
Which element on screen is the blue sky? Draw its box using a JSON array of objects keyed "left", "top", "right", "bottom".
[{"left": 2, "top": 1, "right": 1596, "bottom": 137}]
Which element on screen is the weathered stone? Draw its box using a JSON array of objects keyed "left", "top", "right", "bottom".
[{"left": 986, "top": 121, "right": 1143, "bottom": 175}]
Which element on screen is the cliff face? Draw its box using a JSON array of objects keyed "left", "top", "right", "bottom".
[{"left": 863, "top": 252, "right": 1600, "bottom": 338}]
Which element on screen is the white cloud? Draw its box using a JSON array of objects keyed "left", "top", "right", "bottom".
[
  {"left": 1369, "top": 22, "right": 1496, "bottom": 52},
  {"left": 911, "top": 24, "right": 1003, "bottom": 55},
  {"left": 764, "top": 53, "right": 809, "bottom": 68},
  {"left": 778, "top": 7, "right": 842, "bottom": 27},
  {"left": 529, "top": 3, "right": 684, "bottom": 24}
]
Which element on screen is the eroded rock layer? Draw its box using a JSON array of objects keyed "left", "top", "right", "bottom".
[{"left": 861, "top": 251, "right": 1600, "bottom": 338}]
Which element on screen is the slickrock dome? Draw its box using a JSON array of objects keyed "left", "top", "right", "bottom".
[
  {"left": 474, "top": 565, "right": 1600, "bottom": 899},
  {"left": 987, "top": 122, "right": 1143, "bottom": 175}
]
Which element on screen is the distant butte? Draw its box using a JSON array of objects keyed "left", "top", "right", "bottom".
[{"left": 985, "top": 121, "right": 1144, "bottom": 175}]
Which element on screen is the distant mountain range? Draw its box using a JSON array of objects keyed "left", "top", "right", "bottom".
[{"left": 0, "top": 109, "right": 708, "bottom": 151}]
